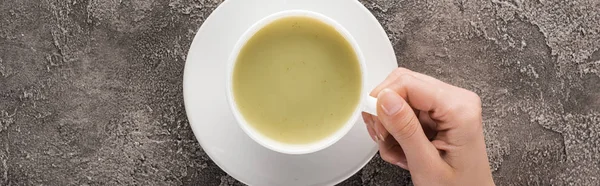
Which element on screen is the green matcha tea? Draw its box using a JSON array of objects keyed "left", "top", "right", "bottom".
[{"left": 232, "top": 16, "right": 362, "bottom": 145}]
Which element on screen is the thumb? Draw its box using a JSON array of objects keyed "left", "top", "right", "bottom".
[{"left": 377, "top": 89, "right": 447, "bottom": 174}]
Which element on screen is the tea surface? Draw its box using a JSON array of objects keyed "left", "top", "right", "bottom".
[{"left": 233, "top": 16, "right": 362, "bottom": 144}]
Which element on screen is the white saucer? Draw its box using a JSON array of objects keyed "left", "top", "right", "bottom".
[{"left": 183, "top": 0, "right": 397, "bottom": 185}]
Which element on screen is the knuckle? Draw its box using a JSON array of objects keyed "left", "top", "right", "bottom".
[
  {"left": 455, "top": 89, "right": 482, "bottom": 114},
  {"left": 395, "top": 73, "right": 416, "bottom": 87},
  {"left": 467, "top": 91, "right": 482, "bottom": 108},
  {"left": 441, "top": 89, "right": 483, "bottom": 128},
  {"left": 392, "top": 68, "right": 412, "bottom": 77},
  {"left": 397, "top": 73, "right": 415, "bottom": 81},
  {"left": 465, "top": 91, "right": 482, "bottom": 117},
  {"left": 456, "top": 90, "right": 483, "bottom": 129}
]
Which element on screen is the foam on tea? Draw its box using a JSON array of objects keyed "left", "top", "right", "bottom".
[{"left": 232, "top": 16, "right": 362, "bottom": 145}]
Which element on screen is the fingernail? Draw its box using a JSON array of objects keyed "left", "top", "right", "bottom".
[
  {"left": 378, "top": 134, "right": 385, "bottom": 142},
  {"left": 378, "top": 89, "right": 403, "bottom": 116},
  {"left": 374, "top": 135, "right": 379, "bottom": 142}
]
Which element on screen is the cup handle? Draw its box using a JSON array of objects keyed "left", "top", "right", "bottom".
[{"left": 363, "top": 96, "right": 378, "bottom": 116}]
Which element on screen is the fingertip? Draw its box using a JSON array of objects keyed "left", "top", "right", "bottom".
[
  {"left": 362, "top": 112, "right": 373, "bottom": 125},
  {"left": 378, "top": 89, "right": 404, "bottom": 116}
]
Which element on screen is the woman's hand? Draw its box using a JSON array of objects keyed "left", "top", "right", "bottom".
[{"left": 362, "top": 68, "right": 494, "bottom": 186}]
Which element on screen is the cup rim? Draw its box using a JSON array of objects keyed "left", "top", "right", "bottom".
[{"left": 225, "top": 9, "right": 368, "bottom": 155}]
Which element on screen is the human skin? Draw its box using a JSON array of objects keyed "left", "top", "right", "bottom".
[{"left": 362, "top": 68, "right": 495, "bottom": 186}]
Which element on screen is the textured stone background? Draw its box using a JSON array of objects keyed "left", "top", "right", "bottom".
[{"left": 0, "top": 0, "right": 599, "bottom": 185}]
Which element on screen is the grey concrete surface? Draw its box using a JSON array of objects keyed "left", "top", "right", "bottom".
[{"left": 0, "top": 0, "right": 598, "bottom": 185}]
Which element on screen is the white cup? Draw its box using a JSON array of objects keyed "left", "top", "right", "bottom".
[{"left": 226, "top": 10, "right": 378, "bottom": 155}]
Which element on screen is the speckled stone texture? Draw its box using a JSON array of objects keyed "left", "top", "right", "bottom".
[{"left": 0, "top": 0, "right": 598, "bottom": 185}]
